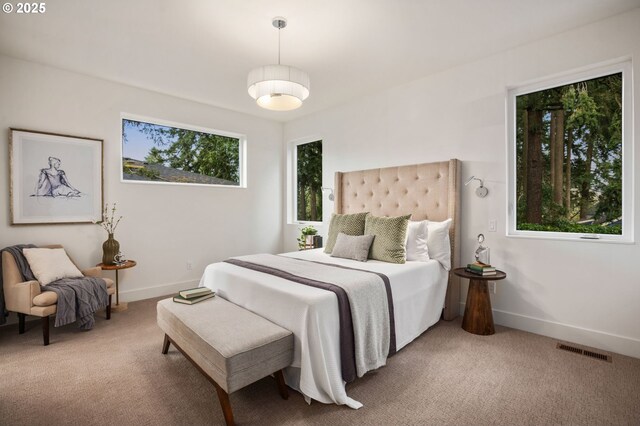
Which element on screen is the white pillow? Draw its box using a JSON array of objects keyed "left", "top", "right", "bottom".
[
  {"left": 405, "top": 220, "right": 429, "bottom": 262},
  {"left": 23, "top": 248, "right": 84, "bottom": 286},
  {"left": 426, "top": 219, "right": 452, "bottom": 271}
]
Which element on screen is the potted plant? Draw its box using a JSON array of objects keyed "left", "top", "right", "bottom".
[{"left": 298, "top": 225, "right": 319, "bottom": 250}]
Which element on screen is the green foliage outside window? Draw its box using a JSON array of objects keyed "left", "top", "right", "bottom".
[
  {"left": 297, "top": 141, "right": 323, "bottom": 222},
  {"left": 515, "top": 73, "right": 622, "bottom": 234},
  {"left": 122, "top": 119, "right": 240, "bottom": 185}
]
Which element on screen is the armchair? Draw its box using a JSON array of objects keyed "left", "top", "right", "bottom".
[{"left": 2, "top": 244, "right": 115, "bottom": 345}]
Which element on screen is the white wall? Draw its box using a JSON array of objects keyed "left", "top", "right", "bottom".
[
  {"left": 0, "top": 55, "right": 283, "bottom": 304},
  {"left": 284, "top": 9, "right": 640, "bottom": 358}
]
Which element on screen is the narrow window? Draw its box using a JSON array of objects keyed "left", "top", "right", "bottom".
[
  {"left": 507, "top": 62, "right": 632, "bottom": 241},
  {"left": 295, "top": 140, "right": 323, "bottom": 222}
]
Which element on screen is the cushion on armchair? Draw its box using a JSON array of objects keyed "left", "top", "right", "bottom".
[
  {"left": 23, "top": 248, "right": 84, "bottom": 286},
  {"left": 33, "top": 291, "right": 57, "bottom": 307}
]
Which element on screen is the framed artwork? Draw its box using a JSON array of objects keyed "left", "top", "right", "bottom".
[{"left": 9, "top": 129, "right": 103, "bottom": 225}]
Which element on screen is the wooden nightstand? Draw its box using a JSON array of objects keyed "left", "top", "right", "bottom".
[{"left": 453, "top": 267, "right": 507, "bottom": 336}]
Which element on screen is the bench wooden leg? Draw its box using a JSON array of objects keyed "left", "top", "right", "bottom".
[
  {"left": 161, "top": 334, "right": 171, "bottom": 354},
  {"left": 106, "top": 294, "right": 112, "bottom": 320},
  {"left": 18, "top": 313, "right": 25, "bottom": 334},
  {"left": 214, "top": 382, "right": 235, "bottom": 426},
  {"left": 275, "top": 370, "right": 289, "bottom": 400},
  {"left": 42, "top": 316, "right": 50, "bottom": 346},
  {"left": 161, "top": 334, "right": 235, "bottom": 425}
]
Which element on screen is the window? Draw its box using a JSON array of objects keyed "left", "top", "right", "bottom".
[
  {"left": 121, "top": 115, "right": 245, "bottom": 187},
  {"left": 294, "top": 140, "right": 323, "bottom": 222},
  {"left": 507, "top": 62, "right": 632, "bottom": 241}
]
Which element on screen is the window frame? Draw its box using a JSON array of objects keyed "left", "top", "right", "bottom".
[
  {"left": 120, "top": 113, "right": 247, "bottom": 188},
  {"left": 506, "top": 60, "right": 633, "bottom": 243},
  {"left": 287, "top": 136, "right": 323, "bottom": 225}
]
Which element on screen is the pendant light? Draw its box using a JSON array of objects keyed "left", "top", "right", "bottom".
[{"left": 247, "top": 17, "right": 310, "bottom": 111}]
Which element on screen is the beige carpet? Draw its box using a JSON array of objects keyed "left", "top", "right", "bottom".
[{"left": 1, "top": 297, "right": 639, "bottom": 426}]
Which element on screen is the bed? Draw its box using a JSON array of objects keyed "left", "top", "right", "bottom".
[{"left": 199, "top": 159, "right": 461, "bottom": 408}]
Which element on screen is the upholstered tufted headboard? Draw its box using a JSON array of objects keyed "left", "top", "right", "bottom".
[{"left": 334, "top": 159, "right": 461, "bottom": 320}]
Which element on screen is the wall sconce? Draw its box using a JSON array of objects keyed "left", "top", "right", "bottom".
[
  {"left": 321, "top": 187, "right": 335, "bottom": 201},
  {"left": 465, "top": 176, "right": 488, "bottom": 198}
]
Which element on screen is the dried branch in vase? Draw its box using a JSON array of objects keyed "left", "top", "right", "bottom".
[{"left": 95, "top": 203, "right": 123, "bottom": 234}]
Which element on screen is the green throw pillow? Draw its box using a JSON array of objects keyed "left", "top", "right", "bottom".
[
  {"left": 365, "top": 214, "right": 411, "bottom": 264},
  {"left": 324, "top": 212, "right": 370, "bottom": 253}
]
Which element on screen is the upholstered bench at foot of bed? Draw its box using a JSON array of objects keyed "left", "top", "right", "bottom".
[{"left": 156, "top": 297, "right": 294, "bottom": 426}]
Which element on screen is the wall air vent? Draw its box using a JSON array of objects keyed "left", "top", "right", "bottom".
[{"left": 556, "top": 342, "right": 612, "bottom": 363}]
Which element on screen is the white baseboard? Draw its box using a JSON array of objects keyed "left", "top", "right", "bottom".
[
  {"left": 119, "top": 279, "right": 200, "bottom": 302},
  {"left": 459, "top": 303, "right": 640, "bottom": 359}
]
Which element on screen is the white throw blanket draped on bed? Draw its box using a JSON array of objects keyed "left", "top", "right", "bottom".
[
  {"left": 199, "top": 249, "right": 448, "bottom": 409},
  {"left": 226, "top": 253, "right": 392, "bottom": 378}
]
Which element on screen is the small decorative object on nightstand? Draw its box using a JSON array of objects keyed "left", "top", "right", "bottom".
[
  {"left": 475, "top": 233, "right": 490, "bottom": 265},
  {"left": 114, "top": 251, "right": 125, "bottom": 265},
  {"left": 453, "top": 267, "right": 506, "bottom": 336}
]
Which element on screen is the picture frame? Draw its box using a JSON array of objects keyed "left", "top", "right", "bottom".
[{"left": 9, "top": 129, "right": 104, "bottom": 225}]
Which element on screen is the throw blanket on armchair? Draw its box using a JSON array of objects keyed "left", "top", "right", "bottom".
[
  {"left": 0, "top": 244, "right": 108, "bottom": 330},
  {"left": 43, "top": 277, "right": 108, "bottom": 330}
]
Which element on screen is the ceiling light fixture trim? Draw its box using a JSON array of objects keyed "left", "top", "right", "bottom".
[{"left": 247, "top": 17, "right": 310, "bottom": 111}]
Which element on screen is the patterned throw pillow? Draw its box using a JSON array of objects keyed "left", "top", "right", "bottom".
[
  {"left": 365, "top": 214, "right": 412, "bottom": 264},
  {"left": 324, "top": 212, "right": 370, "bottom": 253}
]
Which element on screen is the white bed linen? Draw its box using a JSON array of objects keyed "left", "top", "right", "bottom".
[{"left": 198, "top": 249, "right": 448, "bottom": 408}]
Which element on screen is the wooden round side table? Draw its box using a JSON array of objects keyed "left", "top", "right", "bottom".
[
  {"left": 97, "top": 260, "right": 137, "bottom": 312},
  {"left": 453, "top": 267, "right": 507, "bottom": 336}
]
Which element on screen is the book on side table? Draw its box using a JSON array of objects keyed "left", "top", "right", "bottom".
[
  {"left": 173, "top": 292, "right": 215, "bottom": 305},
  {"left": 465, "top": 261, "right": 497, "bottom": 276}
]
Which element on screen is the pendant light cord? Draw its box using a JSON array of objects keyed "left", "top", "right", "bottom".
[{"left": 278, "top": 27, "right": 281, "bottom": 65}]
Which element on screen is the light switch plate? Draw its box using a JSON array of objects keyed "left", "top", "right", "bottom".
[{"left": 489, "top": 220, "right": 497, "bottom": 232}]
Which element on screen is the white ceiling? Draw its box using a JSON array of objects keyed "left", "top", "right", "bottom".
[{"left": 1, "top": 0, "right": 638, "bottom": 122}]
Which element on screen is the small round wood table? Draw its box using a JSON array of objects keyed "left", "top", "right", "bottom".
[
  {"left": 453, "top": 267, "right": 507, "bottom": 336},
  {"left": 97, "top": 260, "right": 137, "bottom": 312}
]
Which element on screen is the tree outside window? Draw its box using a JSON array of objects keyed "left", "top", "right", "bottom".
[
  {"left": 515, "top": 72, "right": 622, "bottom": 235},
  {"left": 296, "top": 140, "right": 322, "bottom": 222},
  {"left": 122, "top": 118, "right": 242, "bottom": 186}
]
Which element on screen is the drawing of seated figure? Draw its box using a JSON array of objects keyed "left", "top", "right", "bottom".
[{"left": 33, "top": 156, "right": 81, "bottom": 197}]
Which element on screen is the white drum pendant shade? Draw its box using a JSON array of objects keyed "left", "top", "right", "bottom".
[{"left": 247, "top": 65, "right": 310, "bottom": 111}]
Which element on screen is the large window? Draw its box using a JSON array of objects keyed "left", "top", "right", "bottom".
[
  {"left": 295, "top": 140, "right": 323, "bottom": 222},
  {"left": 121, "top": 115, "right": 245, "bottom": 187},
  {"left": 507, "top": 62, "right": 632, "bottom": 241}
]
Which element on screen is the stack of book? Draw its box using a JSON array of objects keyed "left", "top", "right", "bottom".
[
  {"left": 465, "top": 261, "right": 497, "bottom": 276},
  {"left": 173, "top": 287, "right": 215, "bottom": 305}
]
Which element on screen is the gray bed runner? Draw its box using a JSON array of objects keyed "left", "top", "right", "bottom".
[{"left": 224, "top": 254, "right": 396, "bottom": 383}]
